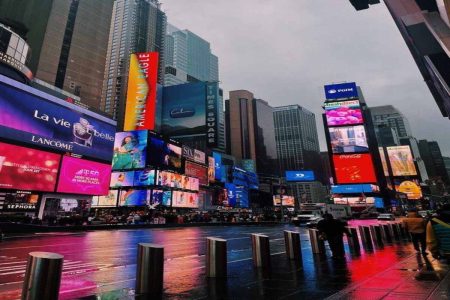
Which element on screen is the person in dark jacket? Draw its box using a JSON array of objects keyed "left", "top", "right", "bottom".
[
  {"left": 317, "top": 213, "right": 351, "bottom": 259},
  {"left": 427, "top": 204, "right": 450, "bottom": 259},
  {"left": 403, "top": 211, "right": 427, "bottom": 254}
]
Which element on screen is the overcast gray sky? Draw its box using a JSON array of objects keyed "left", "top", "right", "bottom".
[{"left": 162, "top": 0, "right": 450, "bottom": 156}]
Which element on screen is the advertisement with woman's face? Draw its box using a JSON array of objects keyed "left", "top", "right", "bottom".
[{"left": 112, "top": 131, "right": 147, "bottom": 170}]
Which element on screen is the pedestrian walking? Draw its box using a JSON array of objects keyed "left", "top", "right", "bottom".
[
  {"left": 403, "top": 210, "right": 427, "bottom": 254},
  {"left": 427, "top": 204, "right": 450, "bottom": 259},
  {"left": 317, "top": 213, "right": 351, "bottom": 259}
]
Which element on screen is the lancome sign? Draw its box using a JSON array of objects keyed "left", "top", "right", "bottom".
[{"left": 0, "top": 77, "right": 116, "bottom": 161}]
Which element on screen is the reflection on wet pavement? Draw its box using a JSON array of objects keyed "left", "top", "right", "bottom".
[{"left": 0, "top": 224, "right": 448, "bottom": 299}]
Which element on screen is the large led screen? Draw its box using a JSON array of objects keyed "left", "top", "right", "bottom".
[
  {"left": 112, "top": 131, "right": 147, "bottom": 170},
  {"left": 124, "top": 52, "right": 159, "bottom": 131},
  {"left": 395, "top": 180, "right": 422, "bottom": 200},
  {"left": 0, "top": 80, "right": 116, "bottom": 161},
  {"left": 325, "top": 100, "right": 363, "bottom": 126},
  {"left": 92, "top": 190, "right": 118, "bottom": 207},
  {"left": 134, "top": 169, "right": 156, "bottom": 186},
  {"left": 172, "top": 191, "right": 199, "bottom": 208},
  {"left": 333, "top": 154, "right": 377, "bottom": 184},
  {"left": 329, "top": 125, "right": 369, "bottom": 153},
  {"left": 57, "top": 156, "right": 111, "bottom": 195},
  {"left": 273, "top": 195, "right": 295, "bottom": 207},
  {"left": 208, "top": 156, "right": 215, "bottom": 183},
  {"left": 151, "top": 190, "right": 172, "bottom": 206},
  {"left": 324, "top": 82, "right": 358, "bottom": 100},
  {"left": 110, "top": 171, "right": 135, "bottom": 188},
  {"left": 147, "top": 136, "right": 182, "bottom": 172},
  {"left": 156, "top": 171, "right": 181, "bottom": 188},
  {"left": 285, "top": 170, "right": 315, "bottom": 182},
  {"left": 387, "top": 146, "right": 417, "bottom": 177},
  {"left": 0, "top": 142, "right": 60, "bottom": 192},
  {"left": 185, "top": 161, "right": 208, "bottom": 185},
  {"left": 119, "top": 189, "right": 149, "bottom": 206},
  {"left": 161, "top": 82, "right": 206, "bottom": 137},
  {"left": 379, "top": 147, "right": 390, "bottom": 176}
]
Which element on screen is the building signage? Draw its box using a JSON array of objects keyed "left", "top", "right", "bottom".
[
  {"left": 206, "top": 82, "right": 218, "bottom": 147},
  {"left": 331, "top": 184, "right": 379, "bottom": 194},
  {"left": 124, "top": 52, "right": 159, "bottom": 131},
  {"left": 0, "top": 78, "right": 116, "bottom": 161},
  {"left": 285, "top": 170, "right": 315, "bottom": 182},
  {"left": 386, "top": 145, "right": 417, "bottom": 177},
  {"left": 324, "top": 82, "right": 358, "bottom": 100}
]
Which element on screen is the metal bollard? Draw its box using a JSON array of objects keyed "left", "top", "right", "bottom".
[
  {"left": 359, "top": 226, "right": 374, "bottom": 250},
  {"left": 370, "top": 225, "right": 384, "bottom": 248},
  {"left": 251, "top": 234, "right": 271, "bottom": 269},
  {"left": 389, "top": 223, "right": 400, "bottom": 242},
  {"left": 308, "top": 229, "right": 326, "bottom": 255},
  {"left": 347, "top": 227, "right": 361, "bottom": 255},
  {"left": 381, "top": 224, "right": 393, "bottom": 243},
  {"left": 206, "top": 237, "right": 227, "bottom": 278},
  {"left": 135, "top": 243, "right": 164, "bottom": 297},
  {"left": 284, "top": 230, "right": 302, "bottom": 261},
  {"left": 393, "top": 223, "right": 403, "bottom": 241},
  {"left": 22, "top": 252, "right": 64, "bottom": 300}
]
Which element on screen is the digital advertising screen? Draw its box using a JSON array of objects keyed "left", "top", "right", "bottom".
[
  {"left": 0, "top": 142, "right": 60, "bottom": 192},
  {"left": 387, "top": 146, "right": 417, "bottom": 177},
  {"left": 325, "top": 100, "right": 363, "bottom": 126},
  {"left": 110, "top": 171, "right": 135, "bottom": 188},
  {"left": 119, "top": 189, "right": 149, "bottom": 206},
  {"left": 134, "top": 169, "right": 156, "bottom": 186},
  {"left": 57, "top": 156, "right": 111, "bottom": 195},
  {"left": 333, "top": 154, "right": 377, "bottom": 184},
  {"left": 285, "top": 170, "right": 315, "bottom": 182},
  {"left": 189, "top": 177, "right": 200, "bottom": 191},
  {"left": 333, "top": 197, "right": 376, "bottom": 207},
  {"left": 324, "top": 82, "right": 358, "bottom": 100},
  {"left": 213, "top": 152, "right": 223, "bottom": 182},
  {"left": 273, "top": 195, "right": 295, "bottom": 207},
  {"left": 124, "top": 52, "right": 159, "bottom": 131},
  {"left": 379, "top": 147, "right": 390, "bottom": 176},
  {"left": 225, "top": 183, "right": 236, "bottom": 207},
  {"left": 92, "top": 190, "right": 118, "bottom": 207},
  {"left": 150, "top": 190, "right": 172, "bottom": 207},
  {"left": 147, "top": 136, "right": 183, "bottom": 172},
  {"left": 0, "top": 80, "right": 116, "bottom": 161},
  {"left": 185, "top": 161, "right": 208, "bottom": 185},
  {"left": 156, "top": 171, "right": 181, "bottom": 188},
  {"left": 395, "top": 179, "right": 422, "bottom": 200},
  {"left": 172, "top": 191, "right": 199, "bottom": 208},
  {"left": 236, "top": 186, "right": 249, "bottom": 208},
  {"left": 112, "top": 130, "right": 147, "bottom": 170},
  {"left": 331, "top": 184, "right": 379, "bottom": 194},
  {"left": 329, "top": 125, "right": 369, "bottom": 153},
  {"left": 208, "top": 156, "right": 215, "bottom": 183},
  {"left": 161, "top": 82, "right": 206, "bottom": 137}
]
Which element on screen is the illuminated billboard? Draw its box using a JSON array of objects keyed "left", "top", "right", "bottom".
[
  {"left": 147, "top": 136, "right": 182, "bottom": 172},
  {"left": 112, "top": 131, "right": 147, "bottom": 170},
  {"left": 124, "top": 52, "right": 159, "bottom": 131},
  {"left": 182, "top": 145, "right": 205, "bottom": 164},
  {"left": 395, "top": 179, "right": 422, "bottom": 200},
  {"left": 333, "top": 154, "right": 377, "bottom": 184},
  {"left": 285, "top": 171, "right": 315, "bottom": 182},
  {"left": 208, "top": 156, "right": 215, "bottom": 183},
  {"left": 151, "top": 190, "right": 172, "bottom": 206},
  {"left": 0, "top": 142, "right": 60, "bottom": 192},
  {"left": 329, "top": 125, "right": 369, "bottom": 153},
  {"left": 333, "top": 197, "right": 382, "bottom": 207},
  {"left": 57, "top": 156, "right": 112, "bottom": 195},
  {"left": 119, "top": 189, "right": 149, "bottom": 206},
  {"left": 92, "top": 190, "right": 118, "bottom": 207},
  {"left": 325, "top": 100, "right": 363, "bottom": 126},
  {"left": 0, "top": 79, "right": 116, "bottom": 161},
  {"left": 387, "top": 146, "right": 417, "bottom": 177},
  {"left": 162, "top": 82, "right": 206, "bottom": 136},
  {"left": 331, "top": 184, "right": 379, "bottom": 194},
  {"left": 379, "top": 147, "right": 390, "bottom": 176},
  {"left": 134, "top": 169, "right": 156, "bottom": 186},
  {"left": 172, "top": 191, "right": 199, "bottom": 208},
  {"left": 110, "top": 171, "right": 135, "bottom": 188},
  {"left": 185, "top": 161, "right": 208, "bottom": 186},
  {"left": 324, "top": 82, "right": 358, "bottom": 100},
  {"left": 273, "top": 195, "right": 295, "bottom": 207}
]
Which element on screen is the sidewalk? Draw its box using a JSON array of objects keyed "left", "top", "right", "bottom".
[{"left": 326, "top": 254, "right": 449, "bottom": 300}]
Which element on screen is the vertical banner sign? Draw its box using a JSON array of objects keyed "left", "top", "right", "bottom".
[
  {"left": 124, "top": 52, "right": 159, "bottom": 131},
  {"left": 206, "top": 82, "right": 218, "bottom": 147}
]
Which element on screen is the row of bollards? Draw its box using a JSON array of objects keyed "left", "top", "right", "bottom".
[{"left": 19, "top": 223, "right": 410, "bottom": 299}]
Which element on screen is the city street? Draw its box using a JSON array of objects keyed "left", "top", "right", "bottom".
[{"left": 0, "top": 222, "right": 448, "bottom": 299}]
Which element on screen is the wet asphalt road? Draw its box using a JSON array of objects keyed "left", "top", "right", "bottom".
[{"left": 0, "top": 222, "right": 417, "bottom": 299}]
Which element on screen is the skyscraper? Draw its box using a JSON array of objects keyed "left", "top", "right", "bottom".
[
  {"left": 418, "top": 140, "right": 450, "bottom": 184},
  {"left": 370, "top": 105, "right": 412, "bottom": 138},
  {"left": 350, "top": 0, "right": 450, "bottom": 119},
  {"left": 226, "top": 90, "right": 278, "bottom": 176},
  {"left": 0, "top": 0, "right": 114, "bottom": 109},
  {"left": 100, "top": 0, "right": 166, "bottom": 123},
  {"left": 164, "top": 25, "right": 219, "bottom": 86}
]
